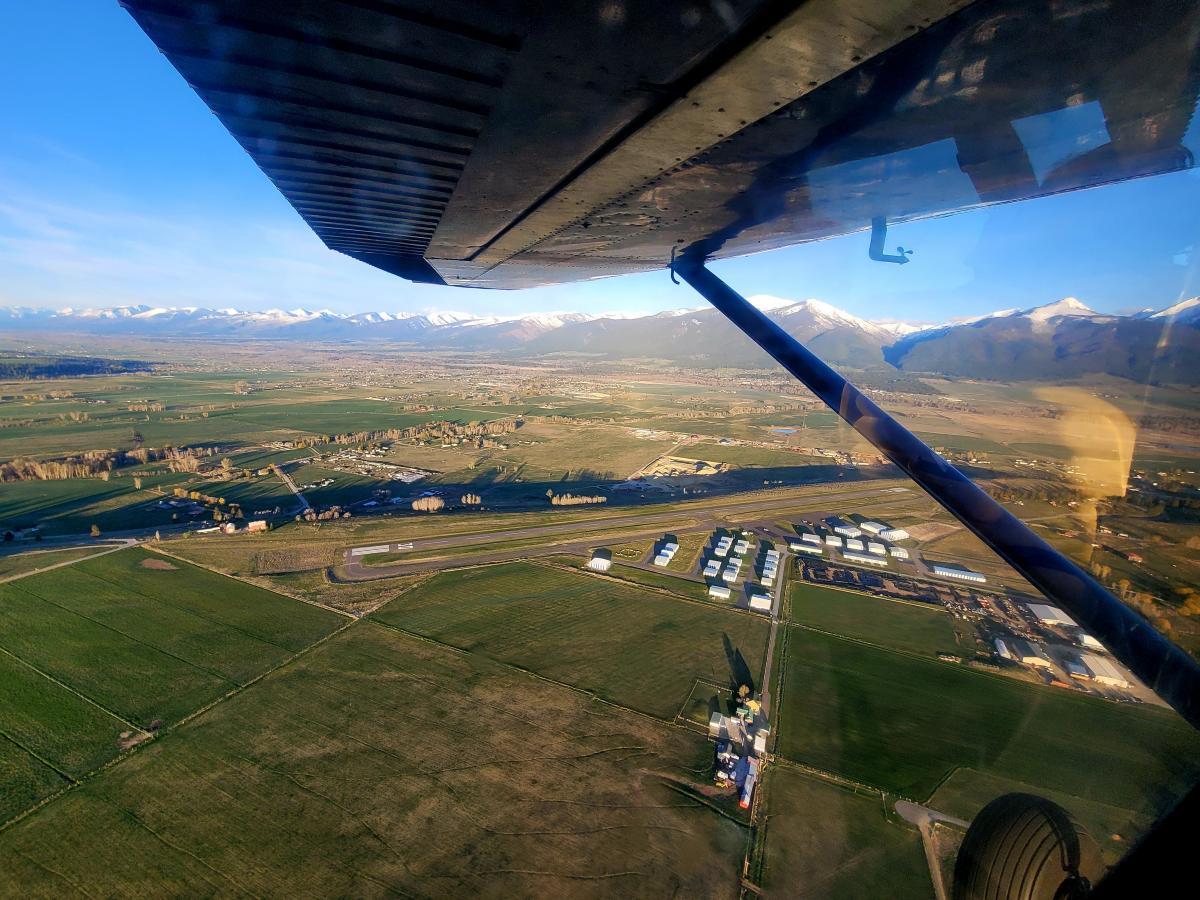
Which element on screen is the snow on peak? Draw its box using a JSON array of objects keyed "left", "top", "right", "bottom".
[
  {"left": 747, "top": 294, "right": 796, "bottom": 312},
  {"left": 1024, "top": 297, "right": 1098, "bottom": 322},
  {"left": 1151, "top": 297, "right": 1200, "bottom": 322}
]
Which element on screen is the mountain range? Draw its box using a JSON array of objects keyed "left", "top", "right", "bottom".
[{"left": 2, "top": 296, "right": 1198, "bottom": 381}]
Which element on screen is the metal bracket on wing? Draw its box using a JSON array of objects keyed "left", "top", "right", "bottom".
[
  {"left": 870, "top": 216, "right": 913, "bottom": 264},
  {"left": 671, "top": 254, "right": 1200, "bottom": 732}
]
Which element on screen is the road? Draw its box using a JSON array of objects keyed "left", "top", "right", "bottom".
[
  {"left": 276, "top": 464, "right": 311, "bottom": 511},
  {"left": 895, "top": 800, "right": 970, "bottom": 900},
  {"left": 756, "top": 546, "right": 788, "bottom": 719},
  {"left": 339, "top": 483, "right": 912, "bottom": 580},
  {"left": 0, "top": 539, "right": 140, "bottom": 585}
]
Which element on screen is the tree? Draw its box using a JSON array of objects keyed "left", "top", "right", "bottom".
[
  {"left": 233, "top": 380, "right": 251, "bottom": 395},
  {"left": 133, "top": 476, "right": 143, "bottom": 489},
  {"left": 461, "top": 493, "right": 481, "bottom": 506},
  {"left": 412, "top": 496, "right": 445, "bottom": 512},
  {"left": 90, "top": 524, "right": 101, "bottom": 537}
]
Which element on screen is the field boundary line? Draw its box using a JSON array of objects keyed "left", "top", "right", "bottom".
[
  {"left": 537, "top": 559, "right": 768, "bottom": 621},
  {"left": 0, "top": 540, "right": 134, "bottom": 585},
  {"left": 0, "top": 729, "right": 75, "bottom": 785},
  {"left": 13, "top": 579, "right": 246, "bottom": 687},
  {"left": 148, "top": 545, "right": 355, "bottom": 619},
  {"left": 0, "top": 645, "right": 147, "bottom": 736},
  {"left": 0, "top": 618, "right": 359, "bottom": 835},
  {"left": 366, "top": 618, "right": 702, "bottom": 733}
]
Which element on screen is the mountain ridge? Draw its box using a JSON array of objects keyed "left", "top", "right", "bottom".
[{"left": 2, "top": 297, "right": 1197, "bottom": 381}]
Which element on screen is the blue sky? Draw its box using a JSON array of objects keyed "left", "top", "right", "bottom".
[{"left": 2, "top": 1, "right": 1199, "bottom": 322}]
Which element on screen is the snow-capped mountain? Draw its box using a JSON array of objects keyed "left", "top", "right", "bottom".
[
  {"left": 885, "top": 298, "right": 1199, "bottom": 382},
  {"left": 1150, "top": 297, "right": 1200, "bottom": 324},
  {"left": 1, "top": 297, "right": 1196, "bottom": 380}
]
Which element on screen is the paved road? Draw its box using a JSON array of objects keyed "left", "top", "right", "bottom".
[
  {"left": 339, "top": 484, "right": 912, "bottom": 580},
  {"left": 0, "top": 539, "right": 140, "bottom": 585}
]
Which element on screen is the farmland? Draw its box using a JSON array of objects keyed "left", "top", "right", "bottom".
[
  {"left": 787, "top": 582, "right": 961, "bottom": 658},
  {"left": 373, "top": 561, "right": 771, "bottom": 719},
  {"left": 0, "top": 547, "right": 344, "bottom": 820},
  {"left": 752, "top": 766, "right": 931, "bottom": 898},
  {"left": 775, "top": 627, "right": 1200, "bottom": 813},
  {"left": 0, "top": 624, "right": 745, "bottom": 896}
]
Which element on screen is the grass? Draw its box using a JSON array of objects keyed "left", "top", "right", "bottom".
[
  {"left": 0, "top": 547, "right": 344, "bottom": 818},
  {"left": 0, "top": 623, "right": 746, "bottom": 897},
  {"left": 776, "top": 627, "right": 1200, "bottom": 812},
  {"left": 0, "top": 546, "right": 105, "bottom": 579},
  {"left": 0, "top": 580, "right": 231, "bottom": 727},
  {"left": 788, "top": 582, "right": 961, "bottom": 657},
  {"left": 754, "top": 766, "right": 931, "bottom": 898},
  {"left": 372, "top": 561, "right": 771, "bottom": 719}
]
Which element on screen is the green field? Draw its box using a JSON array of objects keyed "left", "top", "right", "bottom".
[
  {"left": 788, "top": 582, "right": 961, "bottom": 657},
  {"left": 0, "top": 547, "right": 344, "bottom": 819},
  {"left": 754, "top": 767, "right": 931, "bottom": 898},
  {"left": 776, "top": 628, "right": 1200, "bottom": 812},
  {"left": 0, "top": 546, "right": 104, "bottom": 579},
  {"left": 373, "top": 561, "right": 771, "bottom": 718},
  {"left": 0, "top": 624, "right": 745, "bottom": 896}
]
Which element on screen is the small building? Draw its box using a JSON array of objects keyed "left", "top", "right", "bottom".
[
  {"left": 245, "top": 519, "right": 269, "bottom": 533},
  {"left": 749, "top": 593, "right": 772, "bottom": 613},
  {"left": 994, "top": 638, "right": 1014, "bottom": 660},
  {"left": 880, "top": 527, "right": 910, "bottom": 542},
  {"left": 834, "top": 525, "right": 862, "bottom": 538},
  {"left": 753, "top": 727, "right": 770, "bottom": 756},
  {"left": 709, "top": 584, "right": 732, "bottom": 600},
  {"left": 930, "top": 564, "right": 987, "bottom": 584},
  {"left": 722, "top": 561, "right": 741, "bottom": 582},
  {"left": 733, "top": 539, "right": 751, "bottom": 555},
  {"left": 860, "top": 521, "right": 886, "bottom": 535},
  {"left": 739, "top": 759, "right": 759, "bottom": 809},
  {"left": 1079, "top": 632, "right": 1106, "bottom": 652},
  {"left": 846, "top": 538, "right": 864, "bottom": 551},
  {"left": 800, "top": 533, "right": 821, "bottom": 545},
  {"left": 703, "top": 559, "right": 722, "bottom": 578},
  {"left": 867, "top": 541, "right": 886, "bottom": 556},
  {"left": 587, "top": 555, "right": 612, "bottom": 572},
  {"left": 843, "top": 551, "right": 888, "bottom": 567},
  {"left": 1009, "top": 638, "right": 1054, "bottom": 669},
  {"left": 714, "top": 537, "right": 733, "bottom": 558},
  {"left": 220, "top": 522, "right": 238, "bottom": 534},
  {"left": 1082, "top": 653, "right": 1130, "bottom": 688},
  {"left": 791, "top": 542, "right": 823, "bottom": 555},
  {"left": 653, "top": 552, "right": 672, "bottom": 566},
  {"left": 825, "top": 535, "right": 843, "bottom": 548},
  {"left": 1028, "top": 603, "right": 1078, "bottom": 627},
  {"left": 1064, "top": 658, "right": 1091, "bottom": 679},
  {"left": 889, "top": 546, "right": 910, "bottom": 560}
]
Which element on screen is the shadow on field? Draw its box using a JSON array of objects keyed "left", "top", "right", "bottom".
[{"left": 723, "top": 632, "right": 755, "bottom": 696}]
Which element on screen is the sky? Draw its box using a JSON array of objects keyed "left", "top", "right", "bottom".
[{"left": 2, "top": 1, "right": 1199, "bottom": 324}]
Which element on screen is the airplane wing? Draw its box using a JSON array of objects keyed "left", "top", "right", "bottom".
[{"left": 119, "top": 0, "right": 1200, "bottom": 289}]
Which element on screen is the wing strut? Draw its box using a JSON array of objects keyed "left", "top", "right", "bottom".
[{"left": 673, "top": 257, "right": 1200, "bottom": 731}]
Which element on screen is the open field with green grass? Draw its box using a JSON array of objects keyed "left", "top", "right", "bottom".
[
  {"left": 0, "top": 546, "right": 107, "bottom": 580},
  {"left": 0, "top": 547, "right": 344, "bottom": 819},
  {"left": 373, "top": 561, "right": 771, "bottom": 718},
  {"left": 788, "top": 582, "right": 961, "bottom": 658},
  {"left": 776, "top": 628, "right": 1200, "bottom": 813},
  {"left": 752, "top": 766, "right": 931, "bottom": 899},
  {"left": 0, "top": 623, "right": 746, "bottom": 896}
]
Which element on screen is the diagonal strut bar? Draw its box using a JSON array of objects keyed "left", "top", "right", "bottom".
[{"left": 674, "top": 257, "right": 1200, "bottom": 731}]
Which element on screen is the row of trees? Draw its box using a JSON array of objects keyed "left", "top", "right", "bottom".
[
  {"left": 0, "top": 445, "right": 215, "bottom": 482},
  {"left": 321, "top": 418, "right": 521, "bottom": 448},
  {"left": 549, "top": 492, "right": 607, "bottom": 506}
]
